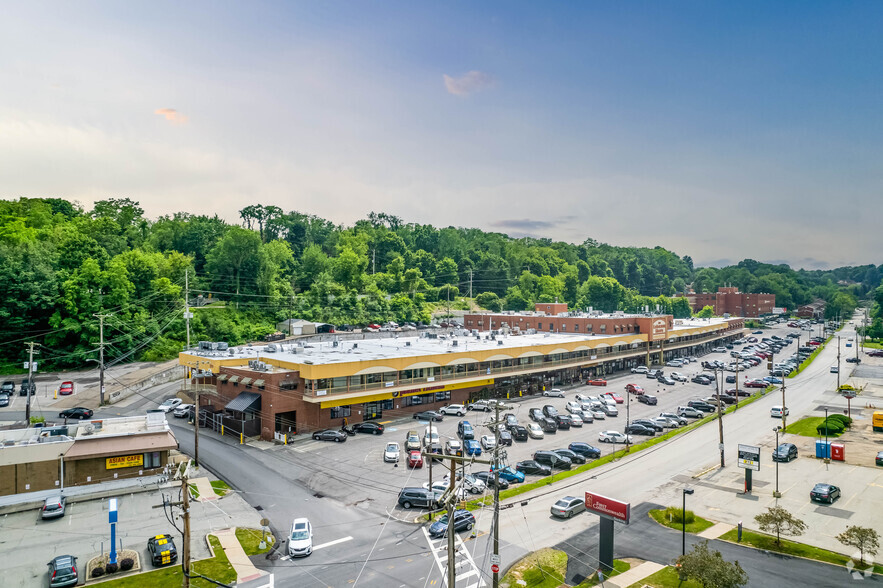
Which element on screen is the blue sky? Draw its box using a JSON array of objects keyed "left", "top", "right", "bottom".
[{"left": 1, "top": 2, "right": 881, "bottom": 269}]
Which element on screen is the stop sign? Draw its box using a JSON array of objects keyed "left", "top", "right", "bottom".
[{"left": 492, "top": 564, "right": 499, "bottom": 573}]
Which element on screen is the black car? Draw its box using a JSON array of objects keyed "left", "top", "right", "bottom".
[
  {"left": 398, "top": 487, "right": 441, "bottom": 509},
  {"left": 498, "top": 430, "right": 513, "bottom": 446},
  {"left": 624, "top": 423, "right": 655, "bottom": 436},
  {"left": 845, "top": 357, "right": 860, "bottom": 364},
  {"left": 725, "top": 375, "right": 737, "bottom": 384},
  {"left": 59, "top": 407, "right": 93, "bottom": 420},
  {"left": 552, "top": 448, "right": 586, "bottom": 465},
  {"left": 504, "top": 413, "right": 519, "bottom": 429},
  {"left": 810, "top": 483, "right": 841, "bottom": 504},
  {"left": 20, "top": 378, "right": 36, "bottom": 396},
  {"left": 515, "top": 460, "right": 552, "bottom": 476},
  {"left": 542, "top": 405, "right": 558, "bottom": 418},
  {"left": 687, "top": 400, "right": 715, "bottom": 413},
  {"left": 0, "top": 381, "right": 14, "bottom": 395},
  {"left": 533, "top": 450, "right": 572, "bottom": 470},
  {"left": 568, "top": 442, "right": 601, "bottom": 459},
  {"left": 528, "top": 408, "right": 544, "bottom": 422},
  {"left": 352, "top": 422, "right": 384, "bottom": 435},
  {"left": 709, "top": 394, "right": 736, "bottom": 405},
  {"left": 540, "top": 417, "right": 558, "bottom": 433},
  {"left": 637, "top": 394, "right": 657, "bottom": 406},
  {"left": 876, "top": 451, "right": 883, "bottom": 467},
  {"left": 147, "top": 534, "right": 178, "bottom": 566},
  {"left": 47, "top": 555, "right": 78, "bottom": 588},
  {"left": 312, "top": 429, "right": 347, "bottom": 442},
  {"left": 772, "top": 443, "right": 798, "bottom": 462},
  {"left": 0, "top": 393, "right": 9, "bottom": 407},
  {"left": 554, "top": 415, "right": 572, "bottom": 430},
  {"left": 428, "top": 509, "right": 475, "bottom": 538},
  {"left": 691, "top": 375, "right": 712, "bottom": 385},
  {"left": 472, "top": 471, "right": 510, "bottom": 490},
  {"left": 632, "top": 419, "right": 663, "bottom": 432},
  {"left": 413, "top": 410, "right": 443, "bottom": 421},
  {"left": 510, "top": 425, "right": 529, "bottom": 441}
]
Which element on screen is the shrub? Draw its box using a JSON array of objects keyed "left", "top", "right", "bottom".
[
  {"left": 663, "top": 506, "right": 695, "bottom": 525},
  {"left": 120, "top": 558, "right": 134, "bottom": 571},
  {"left": 106, "top": 562, "right": 119, "bottom": 574},
  {"left": 828, "top": 414, "right": 851, "bottom": 427},
  {"left": 816, "top": 422, "right": 843, "bottom": 435},
  {"left": 91, "top": 567, "right": 105, "bottom": 578}
]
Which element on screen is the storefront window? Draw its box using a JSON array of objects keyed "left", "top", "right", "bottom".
[
  {"left": 144, "top": 452, "right": 161, "bottom": 468},
  {"left": 330, "top": 405, "right": 352, "bottom": 419}
]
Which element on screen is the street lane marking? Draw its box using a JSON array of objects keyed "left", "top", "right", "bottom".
[{"left": 312, "top": 535, "right": 353, "bottom": 551}]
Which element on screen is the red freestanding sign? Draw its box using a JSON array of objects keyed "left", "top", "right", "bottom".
[{"left": 584, "top": 491, "right": 630, "bottom": 525}]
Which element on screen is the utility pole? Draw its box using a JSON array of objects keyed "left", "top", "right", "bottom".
[
  {"left": 24, "top": 342, "right": 38, "bottom": 423},
  {"left": 194, "top": 363, "right": 201, "bottom": 468},
  {"left": 492, "top": 402, "right": 501, "bottom": 588},
  {"left": 716, "top": 367, "right": 725, "bottom": 468},
  {"left": 153, "top": 475, "right": 191, "bottom": 588},
  {"left": 468, "top": 269, "right": 473, "bottom": 299},
  {"left": 289, "top": 295, "right": 294, "bottom": 336},
  {"left": 836, "top": 336, "right": 841, "bottom": 389},
  {"left": 94, "top": 313, "right": 110, "bottom": 406},
  {"left": 625, "top": 392, "right": 631, "bottom": 453},
  {"left": 371, "top": 249, "right": 376, "bottom": 275},
  {"left": 185, "top": 269, "right": 191, "bottom": 351}
]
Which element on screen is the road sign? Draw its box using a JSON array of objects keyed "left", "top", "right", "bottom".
[
  {"left": 491, "top": 564, "right": 499, "bottom": 574},
  {"left": 491, "top": 554, "right": 500, "bottom": 564},
  {"left": 737, "top": 444, "right": 760, "bottom": 471}
]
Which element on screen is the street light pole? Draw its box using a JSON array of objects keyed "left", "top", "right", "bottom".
[
  {"left": 682, "top": 488, "right": 694, "bottom": 556},
  {"left": 625, "top": 392, "right": 631, "bottom": 453},
  {"left": 773, "top": 426, "right": 781, "bottom": 498}
]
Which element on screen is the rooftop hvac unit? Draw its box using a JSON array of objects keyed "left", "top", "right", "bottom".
[
  {"left": 266, "top": 343, "right": 278, "bottom": 353},
  {"left": 452, "top": 340, "right": 458, "bottom": 347},
  {"left": 198, "top": 341, "right": 212, "bottom": 350},
  {"left": 229, "top": 349, "right": 235, "bottom": 356},
  {"left": 498, "top": 340, "right": 504, "bottom": 346},
  {"left": 332, "top": 341, "right": 339, "bottom": 347},
  {"left": 248, "top": 360, "right": 256, "bottom": 368},
  {"left": 353, "top": 343, "right": 358, "bottom": 349},
  {"left": 405, "top": 341, "right": 411, "bottom": 346},
  {"left": 216, "top": 342, "right": 229, "bottom": 351}
]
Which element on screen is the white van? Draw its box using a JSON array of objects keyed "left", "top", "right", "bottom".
[
  {"left": 423, "top": 425, "right": 439, "bottom": 447},
  {"left": 770, "top": 406, "right": 789, "bottom": 418}
]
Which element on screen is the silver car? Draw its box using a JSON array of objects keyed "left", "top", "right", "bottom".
[{"left": 550, "top": 496, "right": 586, "bottom": 519}]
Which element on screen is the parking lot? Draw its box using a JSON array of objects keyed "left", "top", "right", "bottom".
[
  {"left": 279, "top": 323, "right": 800, "bottom": 516},
  {"left": 0, "top": 483, "right": 263, "bottom": 587}
]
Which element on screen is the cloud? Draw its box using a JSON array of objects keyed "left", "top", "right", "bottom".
[
  {"left": 443, "top": 71, "right": 493, "bottom": 95},
  {"left": 154, "top": 108, "right": 188, "bottom": 124},
  {"left": 492, "top": 219, "right": 557, "bottom": 231}
]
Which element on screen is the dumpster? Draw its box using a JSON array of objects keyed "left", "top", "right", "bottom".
[
  {"left": 815, "top": 440, "right": 831, "bottom": 459},
  {"left": 831, "top": 443, "right": 845, "bottom": 461}
]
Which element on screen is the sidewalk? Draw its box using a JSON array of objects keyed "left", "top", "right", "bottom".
[
  {"left": 213, "top": 528, "right": 266, "bottom": 584},
  {"left": 0, "top": 473, "right": 170, "bottom": 515},
  {"left": 607, "top": 561, "right": 665, "bottom": 588}
]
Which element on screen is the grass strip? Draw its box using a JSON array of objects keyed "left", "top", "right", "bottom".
[
  {"left": 211, "top": 480, "right": 231, "bottom": 496},
  {"left": 783, "top": 416, "right": 842, "bottom": 438},
  {"left": 648, "top": 508, "right": 715, "bottom": 534},
  {"left": 499, "top": 548, "right": 630, "bottom": 588},
  {"left": 627, "top": 565, "right": 702, "bottom": 588},
  {"left": 719, "top": 528, "right": 883, "bottom": 575},
  {"left": 574, "top": 559, "right": 630, "bottom": 587},
  {"left": 787, "top": 334, "right": 834, "bottom": 378},
  {"left": 235, "top": 527, "right": 276, "bottom": 555}
]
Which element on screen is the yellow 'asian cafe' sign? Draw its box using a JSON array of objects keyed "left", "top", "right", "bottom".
[{"left": 106, "top": 454, "right": 143, "bottom": 470}]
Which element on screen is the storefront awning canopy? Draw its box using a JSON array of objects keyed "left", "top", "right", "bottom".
[
  {"left": 253, "top": 379, "right": 265, "bottom": 387},
  {"left": 225, "top": 391, "right": 261, "bottom": 413},
  {"left": 216, "top": 374, "right": 228, "bottom": 382},
  {"left": 227, "top": 376, "right": 240, "bottom": 383},
  {"left": 240, "top": 377, "right": 253, "bottom": 386}
]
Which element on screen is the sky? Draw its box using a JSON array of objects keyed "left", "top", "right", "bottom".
[{"left": 1, "top": 1, "right": 881, "bottom": 270}]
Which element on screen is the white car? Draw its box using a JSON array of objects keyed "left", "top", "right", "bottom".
[
  {"left": 158, "top": 398, "right": 182, "bottom": 413},
  {"left": 288, "top": 518, "right": 313, "bottom": 557},
  {"left": 173, "top": 404, "right": 193, "bottom": 418},
  {"left": 670, "top": 372, "right": 687, "bottom": 382},
  {"left": 565, "top": 401, "right": 582, "bottom": 414},
  {"left": 527, "top": 422, "right": 544, "bottom": 439},
  {"left": 654, "top": 417, "right": 679, "bottom": 429},
  {"left": 543, "top": 388, "right": 565, "bottom": 398},
  {"left": 468, "top": 400, "right": 492, "bottom": 412},
  {"left": 424, "top": 479, "right": 469, "bottom": 499},
  {"left": 631, "top": 366, "right": 649, "bottom": 374},
  {"left": 598, "top": 431, "right": 632, "bottom": 444},
  {"left": 460, "top": 474, "right": 487, "bottom": 494},
  {"left": 569, "top": 413, "right": 584, "bottom": 427},
  {"left": 666, "top": 359, "right": 684, "bottom": 367},
  {"left": 383, "top": 442, "right": 400, "bottom": 463},
  {"left": 480, "top": 435, "right": 496, "bottom": 450},
  {"left": 439, "top": 404, "right": 466, "bottom": 416}
]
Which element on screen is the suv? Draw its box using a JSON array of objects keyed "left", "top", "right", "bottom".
[
  {"left": 637, "top": 394, "right": 657, "bottom": 405},
  {"left": 0, "top": 381, "right": 14, "bottom": 395},
  {"left": 440, "top": 404, "right": 466, "bottom": 416},
  {"left": 533, "top": 450, "right": 572, "bottom": 470},
  {"left": 510, "top": 425, "right": 529, "bottom": 441},
  {"left": 398, "top": 487, "right": 441, "bottom": 509},
  {"left": 677, "top": 406, "right": 702, "bottom": 418},
  {"left": 772, "top": 443, "right": 798, "bottom": 462},
  {"left": 20, "top": 378, "right": 36, "bottom": 396},
  {"left": 659, "top": 412, "right": 687, "bottom": 426},
  {"left": 542, "top": 405, "right": 558, "bottom": 418},
  {"left": 504, "top": 413, "right": 519, "bottom": 429},
  {"left": 288, "top": 518, "right": 313, "bottom": 557},
  {"left": 554, "top": 415, "right": 572, "bottom": 430},
  {"left": 687, "top": 400, "right": 715, "bottom": 413},
  {"left": 147, "top": 534, "right": 178, "bottom": 566},
  {"left": 457, "top": 420, "right": 475, "bottom": 440},
  {"left": 540, "top": 417, "right": 558, "bottom": 433},
  {"left": 405, "top": 430, "right": 421, "bottom": 451},
  {"left": 41, "top": 495, "right": 66, "bottom": 520},
  {"left": 47, "top": 555, "right": 78, "bottom": 588}
]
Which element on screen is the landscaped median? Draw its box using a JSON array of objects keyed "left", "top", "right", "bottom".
[
  {"left": 648, "top": 507, "right": 714, "bottom": 534},
  {"left": 625, "top": 566, "right": 701, "bottom": 588},
  {"left": 500, "top": 548, "right": 631, "bottom": 588},
  {"left": 467, "top": 385, "right": 776, "bottom": 508},
  {"left": 787, "top": 333, "right": 835, "bottom": 377}
]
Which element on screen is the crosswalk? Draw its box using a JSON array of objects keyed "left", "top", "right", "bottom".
[{"left": 422, "top": 527, "right": 486, "bottom": 588}]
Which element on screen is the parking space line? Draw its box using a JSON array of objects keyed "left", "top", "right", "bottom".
[{"left": 313, "top": 535, "right": 353, "bottom": 551}]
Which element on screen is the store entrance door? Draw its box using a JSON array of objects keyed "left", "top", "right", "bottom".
[{"left": 364, "top": 401, "right": 383, "bottom": 420}]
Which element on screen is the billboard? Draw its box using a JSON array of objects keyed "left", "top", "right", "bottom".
[
  {"left": 106, "top": 454, "right": 144, "bottom": 470},
  {"left": 584, "top": 491, "right": 630, "bottom": 524},
  {"left": 737, "top": 444, "right": 760, "bottom": 471}
]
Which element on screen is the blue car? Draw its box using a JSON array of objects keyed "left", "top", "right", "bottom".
[
  {"left": 491, "top": 465, "right": 525, "bottom": 483},
  {"left": 568, "top": 442, "right": 602, "bottom": 459},
  {"left": 764, "top": 376, "right": 783, "bottom": 384},
  {"left": 428, "top": 509, "right": 475, "bottom": 538},
  {"left": 463, "top": 439, "right": 482, "bottom": 456}
]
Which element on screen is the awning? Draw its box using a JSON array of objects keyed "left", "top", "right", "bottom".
[
  {"left": 64, "top": 431, "right": 178, "bottom": 461},
  {"left": 224, "top": 391, "right": 261, "bottom": 413},
  {"left": 253, "top": 379, "right": 265, "bottom": 388},
  {"left": 240, "top": 377, "right": 253, "bottom": 386},
  {"left": 216, "top": 374, "right": 228, "bottom": 382},
  {"left": 227, "top": 376, "right": 240, "bottom": 383}
]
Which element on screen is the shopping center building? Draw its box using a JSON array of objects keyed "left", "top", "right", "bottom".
[{"left": 179, "top": 304, "right": 745, "bottom": 441}]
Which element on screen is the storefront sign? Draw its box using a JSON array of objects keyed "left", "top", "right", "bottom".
[
  {"left": 584, "top": 491, "right": 630, "bottom": 524},
  {"left": 106, "top": 454, "right": 143, "bottom": 470},
  {"left": 737, "top": 444, "right": 760, "bottom": 471}
]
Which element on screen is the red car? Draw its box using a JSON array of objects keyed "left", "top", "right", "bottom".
[
  {"left": 625, "top": 384, "right": 644, "bottom": 395},
  {"left": 587, "top": 378, "right": 607, "bottom": 387},
  {"left": 808, "top": 341, "right": 821, "bottom": 346},
  {"left": 744, "top": 379, "right": 768, "bottom": 389},
  {"left": 59, "top": 381, "right": 74, "bottom": 396},
  {"left": 725, "top": 388, "right": 751, "bottom": 397},
  {"left": 407, "top": 450, "right": 423, "bottom": 468},
  {"left": 605, "top": 393, "right": 624, "bottom": 404}
]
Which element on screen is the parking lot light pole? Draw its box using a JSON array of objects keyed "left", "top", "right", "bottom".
[
  {"left": 682, "top": 488, "right": 694, "bottom": 556},
  {"left": 773, "top": 426, "right": 782, "bottom": 498}
]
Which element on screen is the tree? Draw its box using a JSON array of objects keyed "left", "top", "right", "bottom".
[
  {"left": 475, "top": 291, "right": 502, "bottom": 312},
  {"left": 754, "top": 506, "right": 807, "bottom": 546},
  {"left": 836, "top": 526, "right": 879, "bottom": 565},
  {"left": 677, "top": 540, "right": 748, "bottom": 588},
  {"left": 696, "top": 305, "right": 715, "bottom": 318},
  {"left": 205, "top": 227, "right": 262, "bottom": 300}
]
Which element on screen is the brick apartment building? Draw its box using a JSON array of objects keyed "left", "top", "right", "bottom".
[{"left": 680, "top": 287, "right": 775, "bottom": 318}]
